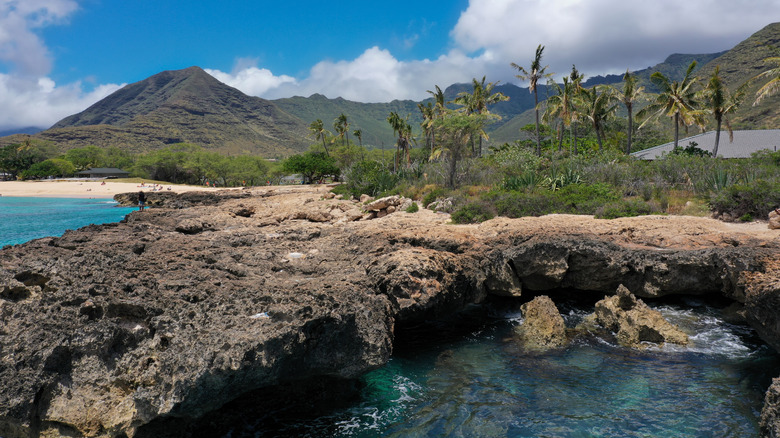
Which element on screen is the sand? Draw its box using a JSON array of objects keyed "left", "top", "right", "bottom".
[{"left": 0, "top": 180, "right": 221, "bottom": 199}]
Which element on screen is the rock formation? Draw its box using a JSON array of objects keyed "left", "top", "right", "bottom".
[
  {"left": 513, "top": 295, "right": 567, "bottom": 352},
  {"left": 593, "top": 285, "right": 689, "bottom": 348},
  {"left": 769, "top": 209, "right": 780, "bottom": 230},
  {"left": 2, "top": 186, "right": 780, "bottom": 437}
]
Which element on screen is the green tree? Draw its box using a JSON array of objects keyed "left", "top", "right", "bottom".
[
  {"left": 0, "top": 139, "right": 57, "bottom": 179},
  {"left": 64, "top": 145, "right": 106, "bottom": 171},
  {"left": 282, "top": 152, "right": 339, "bottom": 184},
  {"left": 431, "top": 111, "right": 492, "bottom": 188},
  {"left": 511, "top": 45, "right": 553, "bottom": 156},
  {"left": 308, "top": 119, "right": 331, "bottom": 157},
  {"left": 577, "top": 85, "right": 618, "bottom": 152},
  {"left": 333, "top": 113, "right": 350, "bottom": 147},
  {"left": 453, "top": 76, "right": 508, "bottom": 156},
  {"left": 387, "top": 111, "right": 414, "bottom": 170},
  {"left": 544, "top": 76, "right": 575, "bottom": 153},
  {"left": 699, "top": 66, "right": 745, "bottom": 157},
  {"left": 21, "top": 158, "right": 76, "bottom": 179},
  {"left": 639, "top": 61, "right": 703, "bottom": 149},
  {"left": 614, "top": 69, "right": 644, "bottom": 154}
]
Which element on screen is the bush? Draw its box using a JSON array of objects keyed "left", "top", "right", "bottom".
[
  {"left": 710, "top": 179, "right": 780, "bottom": 220},
  {"left": 595, "top": 199, "right": 658, "bottom": 219},
  {"left": 341, "top": 160, "right": 398, "bottom": 198},
  {"left": 451, "top": 201, "right": 495, "bottom": 224},
  {"left": 405, "top": 202, "right": 419, "bottom": 213},
  {"left": 422, "top": 185, "right": 449, "bottom": 208}
]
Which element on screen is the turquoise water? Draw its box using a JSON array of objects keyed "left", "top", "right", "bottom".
[
  {"left": 238, "top": 297, "right": 780, "bottom": 437},
  {"left": 0, "top": 197, "right": 135, "bottom": 247}
]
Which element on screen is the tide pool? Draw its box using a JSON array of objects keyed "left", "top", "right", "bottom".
[{"left": 0, "top": 197, "right": 136, "bottom": 247}]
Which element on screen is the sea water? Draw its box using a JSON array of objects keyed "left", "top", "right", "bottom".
[
  {"left": 235, "top": 296, "right": 780, "bottom": 437},
  {"left": 0, "top": 197, "right": 135, "bottom": 247}
]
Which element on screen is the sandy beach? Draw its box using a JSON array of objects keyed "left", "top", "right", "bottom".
[{"left": 0, "top": 180, "right": 221, "bottom": 198}]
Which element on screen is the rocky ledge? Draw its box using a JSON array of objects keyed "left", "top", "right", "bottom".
[{"left": 1, "top": 185, "right": 779, "bottom": 437}]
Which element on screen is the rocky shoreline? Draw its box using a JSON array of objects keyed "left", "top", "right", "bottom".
[{"left": 1, "top": 185, "right": 779, "bottom": 437}]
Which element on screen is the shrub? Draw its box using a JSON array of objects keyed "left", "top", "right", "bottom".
[
  {"left": 710, "top": 179, "right": 780, "bottom": 220},
  {"left": 422, "top": 185, "right": 449, "bottom": 208},
  {"left": 405, "top": 202, "right": 419, "bottom": 213},
  {"left": 595, "top": 199, "right": 658, "bottom": 219},
  {"left": 451, "top": 201, "right": 495, "bottom": 224},
  {"left": 341, "top": 160, "right": 398, "bottom": 198}
]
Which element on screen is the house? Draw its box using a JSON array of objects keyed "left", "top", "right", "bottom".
[
  {"left": 631, "top": 129, "right": 780, "bottom": 160},
  {"left": 76, "top": 167, "right": 130, "bottom": 178}
]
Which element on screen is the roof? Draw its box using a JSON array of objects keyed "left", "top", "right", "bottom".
[
  {"left": 76, "top": 167, "right": 130, "bottom": 175},
  {"left": 631, "top": 130, "right": 780, "bottom": 160}
]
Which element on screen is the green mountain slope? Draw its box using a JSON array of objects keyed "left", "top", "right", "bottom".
[{"left": 32, "top": 67, "right": 311, "bottom": 157}]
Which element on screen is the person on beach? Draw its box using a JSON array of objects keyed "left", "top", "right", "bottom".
[{"left": 138, "top": 191, "right": 146, "bottom": 211}]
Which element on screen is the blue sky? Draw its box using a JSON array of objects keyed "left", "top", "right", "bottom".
[{"left": 0, "top": 0, "right": 778, "bottom": 131}]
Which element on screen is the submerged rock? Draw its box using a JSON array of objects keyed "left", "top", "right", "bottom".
[
  {"left": 513, "top": 295, "right": 567, "bottom": 352},
  {"left": 593, "top": 285, "right": 689, "bottom": 348}
]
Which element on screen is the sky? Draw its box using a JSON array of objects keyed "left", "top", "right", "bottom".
[{"left": 0, "top": 0, "right": 778, "bottom": 131}]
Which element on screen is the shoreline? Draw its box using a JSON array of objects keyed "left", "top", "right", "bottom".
[{"left": 0, "top": 180, "right": 221, "bottom": 199}]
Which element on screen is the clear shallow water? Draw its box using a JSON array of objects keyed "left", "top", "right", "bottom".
[
  {"left": 240, "top": 298, "right": 780, "bottom": 437},
  {"left": 0, "top": 197, "right": 135, "bottom": 247}
]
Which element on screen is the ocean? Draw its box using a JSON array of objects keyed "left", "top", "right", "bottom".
[{"left": 0, "top": 197, "right": 136, "bottom": 247}]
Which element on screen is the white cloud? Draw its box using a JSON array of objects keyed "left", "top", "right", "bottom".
[
  {"left": 0, "top": 0, "right": 78, "bottom": 76},
  {"left": 212, "top": 47, "right": 495, "bottom": 102},
  {"left": 0, "top": 0, "right": 125, "bottom": 131},
  {"left": 451, "top": 0, "right": 780, "bottom": 84},
  {"left": 0, "top": 74, "right": 122, "bottom": 130},
  {"left": 205, "top": 57, "right": 297, "bottom": 97}
]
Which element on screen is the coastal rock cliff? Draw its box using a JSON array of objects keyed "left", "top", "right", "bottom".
[{"left": 1, "top": 186, "right": 779, "bottom": 437}]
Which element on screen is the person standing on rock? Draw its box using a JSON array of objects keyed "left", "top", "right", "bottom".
[{"left": 138, "top": 191, "right": 146, "bottom": 211}]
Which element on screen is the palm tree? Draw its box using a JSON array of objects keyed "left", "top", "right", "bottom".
[
  {"left": 418, "top": 101, "right": 435, "bottom": 154},
  {"left": 543, "top": 77, "right": 571, "bottom": 152},
  {"left": 453, "top": 76, "right": 508, "bottom": 156},
  {"left": 387, "top": 112, "right": 414, "bottom": 170},
  {"left": 308, "top": 119, "right": 331, "bottom": 157},
  {"left": 700, "top": 66, "right": 745, "bottom": 157},
  {"left": 639, "top": 61, "right": 703, "bottom": 149},
  {"left": 568, "top": 65, "right": 585, "bottom": 154},
  {"left": 511, "top": 45, "right": 553, "bottom": 156},
  {"left": 353, "top": 128, "right": 365, "bottom": 160},
  {"left": 578, "top": 85, "right": 618, "bottom": 152},
  {"left": 615, "top": 69, "right": 644, "bottom": 154},
  {"left": 333, "top": 113, "right": 350, "bottom": 146},
  {"left": 753, "top": 56, "right": 780, "bottom": 106}
]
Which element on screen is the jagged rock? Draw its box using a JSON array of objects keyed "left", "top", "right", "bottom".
[
  {"left": 365, "top": 195, "right": 401, "bottom": 212},
  {"left": 429, "top": 197, "right": 454, "bottom": 212},
  {"left": 359, "top": 194, "right": 374, "bottom": 203},
  {"left": 593, "top": 285, "right": 689, "bottom": 348},
  {"left": 761, "top": 378, "right": 780, "bottom": 437},
  {"left": 769, "top": 209, "right": 780, "bottom": 230},
  {"left": 2, "top": 188, "right": 780, "bottom": 436},
  {"left": 513, "top": 295, "right": 567, "bottom": 352}
]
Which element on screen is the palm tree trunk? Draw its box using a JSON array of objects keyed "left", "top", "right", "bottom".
[
  {"left": 626, "top": 107, "right": 633, "bottom": 155},
  {"left": 572, "top": 123, "right": 578, "bottom": 155},
  {"left": 673, "top": 113, "right": 680, "bottom": 148},
  {"left": 713, "top": 117, "right": 722, "bottom": 158},
  {"left": 557, "top": 124, "right": 563, "bottom": 151},
  {"left": 321, "top": 137, "right": 330, "bottom": 157},
  {"left": 596, "top": 125, "right": 603, "bottom": 152},
  {"left": 534, "top": 90, "right": 542, "bottom": 156}
]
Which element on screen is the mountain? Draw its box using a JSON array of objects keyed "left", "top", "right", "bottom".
[
  {"left": 695, "top": 22, "right": 780, "bottom": 129},
  {"left": 27, "top": 66, "right": 311, "bottom": 157}
]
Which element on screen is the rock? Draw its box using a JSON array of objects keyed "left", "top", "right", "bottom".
[
  {"left": 429, "top": 197, "right": 454, "bottom": 212},
  {"left": 399, "top": 198, "right": 413, "bottom": 212},
  {"left": 769, "top": 209, "right": 780, "bottom": 229},
  {"left": 2, "top": 188, "right": 780, "bottom": 436},
  {"left": 513, "top": 295, "right": 567, "bottom": 352},
  {"left": 365, "top": 195, "right": 401, "bottom": 212},
  {"left": 593, "top": 285, "right": 689, "bottom": 348},
  {"left": 359, "top": 194, "right": 374, "bottom": 203},
  {"left": 761, "top": 378, "right": 780, "bottom": 437}
]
